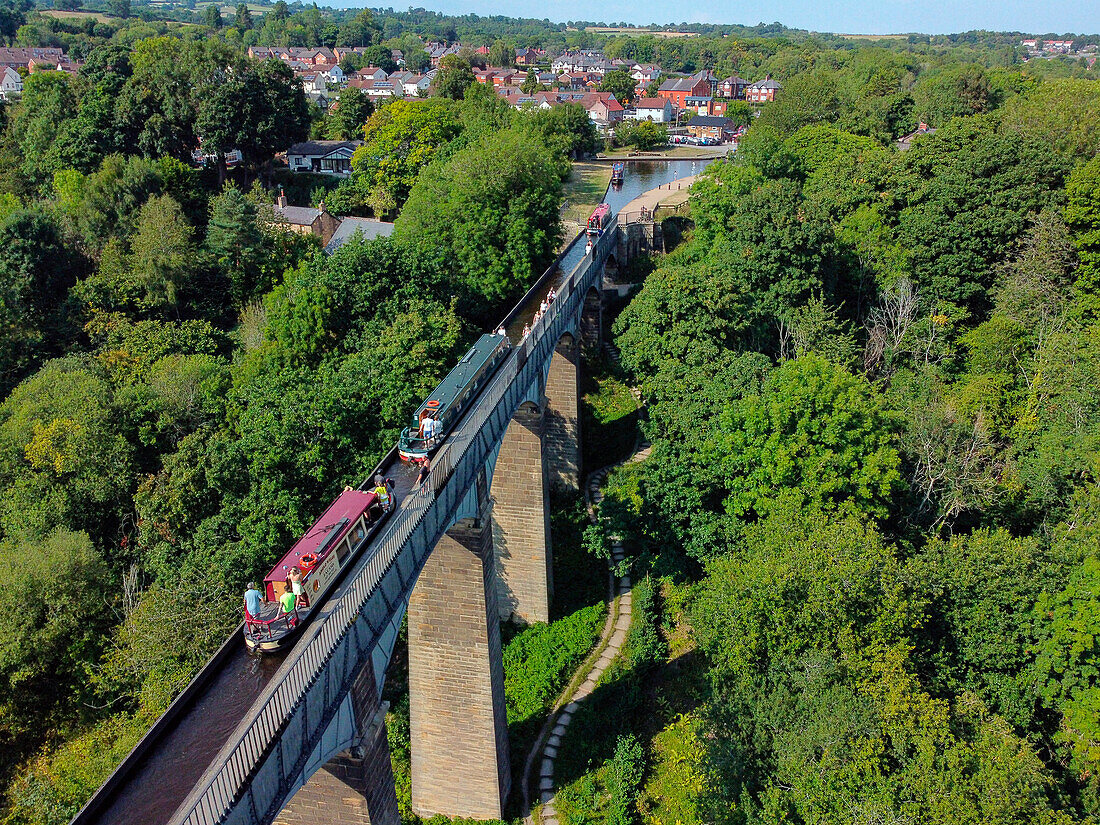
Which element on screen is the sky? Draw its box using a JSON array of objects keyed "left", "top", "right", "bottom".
[{"left": 351, "top": 0, "right": 1100, "bottom": 35}]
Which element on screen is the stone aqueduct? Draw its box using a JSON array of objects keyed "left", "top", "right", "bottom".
[{"left": 154, "top": 218, "right": 625, "bottom": 825}]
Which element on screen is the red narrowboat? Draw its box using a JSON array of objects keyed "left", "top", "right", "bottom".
[
  {"left": 587, "top": 202, "right": 611, "bottom": 235},
  {"left": 244, "top": 487, "right": 394, "bottom": 653}
]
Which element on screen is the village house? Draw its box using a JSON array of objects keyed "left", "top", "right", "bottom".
[
  {"left": 347, "top": 78, "right": 398, "bottom": 99},
  {"left": 426, "top": 42, "right": 462, "bottom": 67},
  {"left": 514, "top": 47, "right": 543, "bottom": 66},
  {"left": 352, "top": 66, "right": 389, "bottom": 81},
  {"left": 580, "top": 92, "right": 625, "bottom": 128},
  {"left": 0, "top": 66, "right": 22, "bottom": 100},
  {"left": 687, "top": 114, "right": 732, "bottom": 141},
  {"left": 551, "top": 51, "right": 613, "bottom": 74},
  {"left": 557, "top": 71, "right": 602, "bottom": 91},
  {"left": 274, "top": 191, "right": 340, "bottom": 245},
  {"left": 657, "top": 71, "right": 712, "bottom": 109},
  {"left": 0, "top": 47, "right": 64, "bottom": 70},
  {"left": 628, "top": 97, "right": 673, "bottom": 123},
  {"left": 286, "top": 140, "right": 362, "bottom": 176},
  {"left": 630, "top": 64, "right": 662, "bottom": 85},
  {"left": 896, "top": 121, "right": 936, "bottom": 150},
  {"left": 401, "top": 74, "right": 432, "bottom": 96},
  {"left": 718, "top": 75, "right": 750, "bottom": 99},
  {"left": 324, "top": 217, "right": 395, "bottom": 254},
  {"left": 684, "top": 95, "right": 713, "bottom": 115},
  {"left": 746, "top": 76, "right": 782, "bottom": 102}
]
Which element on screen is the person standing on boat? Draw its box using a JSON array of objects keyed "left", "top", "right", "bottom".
[
  {"left": 244, "top": 582, "right": 264, "bottom": 618},
  {"left": 415, "top": 457, "right": 431, "bottom": 489},
  {"left": 279, "top": 588, "right": 297, "bottom": 622},
  {"left": 373, "top": 474, "right": 391, "bottom": 512},
  {"left": 287, "top": 566, "right": 308, "bottom": 609}
]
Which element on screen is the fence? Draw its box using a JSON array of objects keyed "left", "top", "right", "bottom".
[{"left": 173, "top": 217, "right": 618, "bottom": 825}]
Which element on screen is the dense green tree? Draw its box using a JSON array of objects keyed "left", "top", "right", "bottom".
[
  {"left": 0, "top": 528, "right": 111, "bottom": 757},
  {"left": 598, "top": 69, "right": 637, "bottom": 103},
  {"left": 895, "top": 115, "right": 1069, "bottom": 308},
  {"left": 615, "top": 119, "right": 667, "bottom": 150},
  {"left": 129, "top": 194, "right": 196, "bottom": 310},
  {"left": 435, "top": 53, "right": 475, "bottom": 100},
  {"left": 524, "top": 102, "right": 600, "bottom": 159},
  {"left": 394, "top": 127, "right": 563, "bottom": 314},
  {"left": 0, "top": 208, "right": 81, "bottom": 392},
  {"left": 1065, "top": 154, "right": 1100, "bottom": 317},
  {"left": 195, "top": 58, "right": 309, "bottom": 177},
  {"left": 912, "top": 64, "right": 996, "bottom": 127},
  {"left": 999, "top": 79, "right": 1100, "bottom": 162},
  {"left": 341, "top": 98, "right": 461, "bottom": 216},
  {"left": 234, "top": 2, "right": 251, "bottom": 30},
  {"left": 202, "top": 3, "right": 221, "bottom": 28},
  {"left": 712, "top": 355, "right": 902, "bottom": 522},
  {"left": 324, "top": 86, "right": 373, "bottom": 140},
  {"left": 756, "top": 69, "right": 842, "bottom": 138},
  {"left": 912, "top": 529, "right": 1074, "bottom": 731},
  {"left": 204, "top": 184, "right": 266, "bottom": 305},
  {"left": 0, "top": 357, "right": 134, "bottom": 543}
]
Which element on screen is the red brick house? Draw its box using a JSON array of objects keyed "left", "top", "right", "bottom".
[
  {"left": 657, "top": 71, "right": 711, "bottom": 109},
  {"left": 718, "top": 75, "right": 750, "bottom": 99},
  {"left": 746, "top": 76, "right": 782, "bottom": 103}
]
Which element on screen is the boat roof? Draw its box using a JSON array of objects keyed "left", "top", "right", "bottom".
[
  {"left": 413, "top": 334, "right": 507, "bottom": 419},
  {"left": 263, "top": 489, "right": 378, "bottom": 586}
]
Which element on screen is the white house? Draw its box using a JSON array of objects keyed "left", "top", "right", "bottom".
[
  {"left": 401, "top": 74, "right": 431, "bottom": 97},
  {"left": 316, "top": 64, "right": 345, "bottom": 84},
  {"left": 631, "top": 64, "right": 662, "bottom": 84},
  {"left": 353, "top": 66, "right": 389, "bottom": 81},
  {"left": 0, "top": 66, "right": 21, "bottom": 100},
  {"left": 628, "top": 97, "right": 672, "bottom": 123},
  {"left": 286, "top": 140, "right": 362, "bottom": 176}
]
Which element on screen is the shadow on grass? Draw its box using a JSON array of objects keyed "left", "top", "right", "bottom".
[{"left": 553, "top": 646, "right": 708, "bottom": 791}]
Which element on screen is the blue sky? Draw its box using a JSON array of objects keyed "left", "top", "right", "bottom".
[{"left": 350, "top": 0, "right": 1099, "bottom": 35}]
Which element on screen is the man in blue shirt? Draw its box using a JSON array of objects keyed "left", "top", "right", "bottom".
[{"left": 244, "top": 583, "right": 264, "bottom": 617}]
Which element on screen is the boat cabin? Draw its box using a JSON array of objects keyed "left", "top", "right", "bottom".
[{"left": 398, "top": 333, "right": 511, "bottom": 461}]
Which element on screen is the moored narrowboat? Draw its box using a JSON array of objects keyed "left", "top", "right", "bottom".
[
  {"left": 587, "top": 202, "right": 611, "bottom": 235},
  {"left": 397, "top": 333, "right": 511, "bottom": 462},
  {"left": 244, "top": 486, "right": 394, "bottom": 653}
]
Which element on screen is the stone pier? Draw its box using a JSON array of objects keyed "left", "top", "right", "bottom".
[
  {"left": 407, "top": 505, "right": 511, "bottom": 819},
  {"left": 490, "top": 401, "right": 553, "bottom": 623},
  {"left": 544, "top": 333, "right": 581, "bottom": 492}
]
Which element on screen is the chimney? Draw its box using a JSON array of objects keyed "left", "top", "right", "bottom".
[{"left": 276, "top": 188, "right": 287, "bottom": 208}]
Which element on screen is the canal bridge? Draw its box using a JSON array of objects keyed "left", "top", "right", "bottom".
[{"left": 74, "top": 216, "right": 622, "bottom": 825}]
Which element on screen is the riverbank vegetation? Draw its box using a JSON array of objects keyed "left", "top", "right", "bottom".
[{"left": 577, "top": 61, "right": 1100, "bottom": 825}]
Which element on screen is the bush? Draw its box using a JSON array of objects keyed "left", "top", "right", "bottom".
[
  {"left": 504, "top": 603, "right": 605, "bottom": 726},
  {"left": 624, "top": 576, "right": 667, "bottom": 672},
  {"left": 606, "top": 733, "right": 645, "bottom": 825}
]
